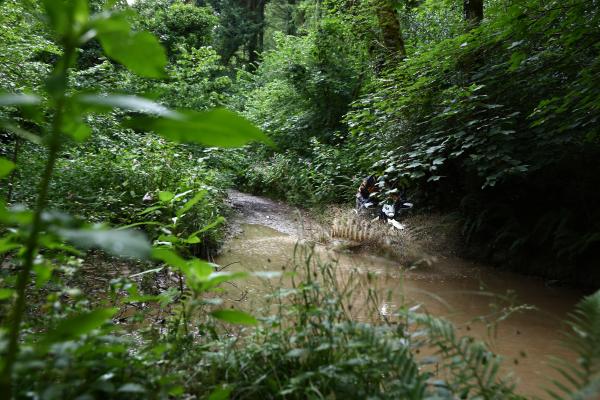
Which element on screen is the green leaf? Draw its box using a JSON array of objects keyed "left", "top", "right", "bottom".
[
  {"left": 33, "top": 263, "right": 54, "bottom": 288},
  {"left": 0, "top": 205, "right": 33, "bottom": 225},
  {"left": 40, "top": 308, "right": 118, "bottom": 346},
  {"left": 509, "top": 51, "right": 527, "bottom": 72},
  {"left": 186, "top": 259, "right": 214, "bottom": 282},
  {"left": 1, "top": 122, "right": 43, "bottom": 145},
  {"left": 286, "top": 348, "right": 307, "bottom": 358},
  {"left": 184, "top": 235, "right": 201, "bottom": 244},
  {"left": 158, "top": 191, "right": 174, "bottom": 202},
  {"left": 42, "top": 0, "right": 69, "bottom": 35},
  {"left": 58, "top": 227, "right": 151, "bottom": 259},
  {"left": 128, "top": 266, "right": 163, "bottom": 279},
  {"left": 43, "top": 0, "right": 88, "bottom": 36},
  {"left": 152, "top": 248, "right": 187, "bottom": 270},
  {"left": 98, "top": 31, "right": 167, "bottom": 78},
  {"left": 62, "top": 116, "right": 91, "bottom": 142},
  {"left": 77, "top": 94, "right": 175, "bottom": 117},
  {"left": 172, "top": 190, "right": 193, "bottom": 201},
  {"left": 211, "top": 309, "right": 258, "bottom": 326},
  {"left": 187, "top": 216, "right": 226, "bottom": 239},
  {"left": 0, "top": 158, "right": 15, "bottom": 179},
  {"left": 152, "top": 249, "right": 215, "bottom": 289},
  {"left": 0, "top": 94, "right": 40, "bottom": 107},
  {"left": 0, "top": 237, "right": 20, "bottom": 254},
  {"left": 130, "top": 108, "right": 273, "bottom": 148},
  {"left": 203, "top": 271, "right": 248, "bottom": 290},
  {"left": 0, "top": 288, "right": 14, "bottom": 300},
  {"left": 169, "top": 386, "right": 185, "bottom": 396},
  {"left": 176, "top": 191, "right": 206, "bottom": 217},
  {"left": 208, "top": 385, "right": 233, "bottom": 400},
  {"left": 117, "top": 383, "right": 146, "bottom": 393}
]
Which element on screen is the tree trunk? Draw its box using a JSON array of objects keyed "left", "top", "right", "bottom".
[
  {"left": 247, "top": 0, "right": 265, "bottom": 69},
  {"left": 375, "top": 0, "right": 406, "bottom": 70},
  {"left": 464, "top": 0, "right": 483, "bottom": 27},
  {"left": 6, "top": 137, "right": 20, "bottom": 204}
]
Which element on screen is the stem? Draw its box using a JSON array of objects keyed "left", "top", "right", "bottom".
[
  {"left": 5, "top": 136, "right": 20, "bottom": 204},
  {"left": 0, "top": 42, "right": 75, "bottom": 396}
]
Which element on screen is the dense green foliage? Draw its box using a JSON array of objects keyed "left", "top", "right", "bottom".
[
  {"left": 1, "top": 0, "right": 600, "bottom": 399},
  {"left": 346, "top": 0, "right": 600, "bottom": 282},
  {"left": 236, "top": 0, "right": 600, "bottom": 284}
]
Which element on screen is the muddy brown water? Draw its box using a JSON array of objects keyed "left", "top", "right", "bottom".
[{"left": 216, "top": 191, "right": 585, "bottom": 399}]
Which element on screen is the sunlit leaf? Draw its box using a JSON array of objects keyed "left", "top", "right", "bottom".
[
  {"left": 43, "top": 0, "right": 88, "bottom": 36},
  {"left": 40, "top": 308, "right": 118, "bottom": 346},
  {"left": 117, "top": 383, "right": 146, "bottom": 393},
  {"left": 0, "top": 288, "right": 14, "bottom": 300},
  {"left": 0, "top": 237, "right": 20, "bottom": 254},
  {"left": 184, "top": 235, "right": 201, "bottom": 244},
  {"left": 176, "top": 191, "right": 206, "bottom": 217},
  {"left": 208, "top": 385, "right": 233, "bottom": 400},
  {"left": 202, "top": 271, "right": 248, "bottom": 289},
  {"left": 0, "top": 93, "right": 40, "bottom": 107},
  {"left": 187, "top": 216, "right": 225, "bottom": 239},
  {"left": 211, "top": 309, "right": 258, "bottom": 326},
  {"left": 0, "top": 158, "right": 15, "bottom": 178},
  {"left": 286, "top": 348, "right": 307, "bottom": 358},
  {"left": 77, "top": 94, "right": 175, "bottom": 117},
  {"left": 0, "top": 122, "right": 43, "bottom": 145},
  {"left": 159, "top": 191, "right": 175, "bottom": 202},
  {"left": 98, "top": 31, "right": 167, "bottom": 78},
  {"left": 130, "top": 108, "right": 273, "bottom": 148},
  {"left": 152, "top": 248, "right": 187, "bottom": 270},
  {"left": 252, "top": 271, "right": 282, "bottom": 279},
  {"left": 128, "top": 266, "right": 163, "bottom": 279},
  {"left": 58, "top": 227, "right": 151, "bottom": 259},
  {"left": 33, "top": 263, "right": 53, "bottom": 288}
]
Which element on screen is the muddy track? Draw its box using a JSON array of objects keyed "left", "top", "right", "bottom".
[{"left": 225, "top": 189, "right": 319, "bottom": 238}]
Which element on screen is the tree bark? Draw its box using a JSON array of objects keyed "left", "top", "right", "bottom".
[
  {"left": 464, "top": 0, "right": 483, "bottom": 27},
  {"left": 376, "top": 0, "right": 405, "bottom": 57},
  {"left": 6, "top": 137, "right": 20, "bottom": 204},
  {"left": 375, "top": 0, "right": 406, "bottom": 71},
  {"left": 247, "top": 0, "right": 265, "bottom": 69}
]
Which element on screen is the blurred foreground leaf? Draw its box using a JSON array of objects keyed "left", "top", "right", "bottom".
[
  {"left": 0, "top": 158, "right": 15, "bottom": 178},
  {"left": 211, "top": 309, "right": 258, "bottom": 326},
  {"left": 40, "top": 308, "right": 118, "bottom": 347},
  {"left": 0, "top": 93, "right": 40, "bottom": 107},
  {"left": 98, "top": 31, "right": 167, "bottom": 78},
  {"left": 131, "top": 108, "right": 273, "bottom": 147},
  {"left": 58, "top": 227, "right": 151, "bottom": 258}
]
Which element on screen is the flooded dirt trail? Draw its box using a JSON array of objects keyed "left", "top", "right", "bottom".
[{"left": 217, "top": 190, "right": 585, "bottom": 399}]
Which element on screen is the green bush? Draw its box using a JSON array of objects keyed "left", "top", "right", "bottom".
[
  {"left": 345, "top": 0, "right": 600, "bottom": 283},
  {"left": 239, "top": 135, "right": 371, "bottom": 206},
  {"left": 239, "top": 18, "right": 368, "bottom": 153}
]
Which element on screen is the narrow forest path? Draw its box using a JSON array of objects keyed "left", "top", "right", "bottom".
[{"left": 224, "top": 189, "right": 318, "bottom": 238}]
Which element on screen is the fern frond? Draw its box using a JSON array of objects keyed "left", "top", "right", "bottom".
[
  {"left": 410, "top": 312, "right": 517, "bottom": 399},
  {"left": 548, "top": 290, "right": 600, "bottom": 398}
]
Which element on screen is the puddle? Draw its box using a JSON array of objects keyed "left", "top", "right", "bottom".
[{"left": 216, "top": 221, "right": 583, "bottom": 399}]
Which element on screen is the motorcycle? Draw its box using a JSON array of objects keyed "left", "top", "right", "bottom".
[
  {"left": 356, "top": 195, "right": 413, "bottom": 230},
  {"left": 380, "top": 201, "right": 413, "bottom": 230}
]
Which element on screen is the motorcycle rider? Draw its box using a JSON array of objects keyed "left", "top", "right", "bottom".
[{"left": 356, "top": 175, "right": 379, "bottom": 212}]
